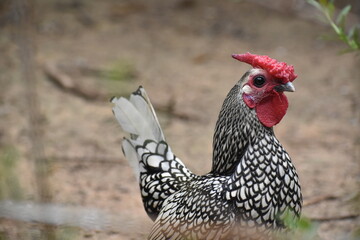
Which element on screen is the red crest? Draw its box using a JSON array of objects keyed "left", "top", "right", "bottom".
[{"left": 232, "top": 52, "right": 297, "bottom": 83}]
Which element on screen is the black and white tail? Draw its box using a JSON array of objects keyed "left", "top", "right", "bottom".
[{"left": 111, "top": 87, "right": 195, "bottom": 220}]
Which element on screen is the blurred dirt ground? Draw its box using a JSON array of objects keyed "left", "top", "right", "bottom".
[{"left": 0, "top": 0, "right": 359, "bottom": 239}]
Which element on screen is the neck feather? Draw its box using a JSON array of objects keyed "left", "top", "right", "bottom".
[{"left": 211, "top": 85, "right": 273, "bottom": 174}]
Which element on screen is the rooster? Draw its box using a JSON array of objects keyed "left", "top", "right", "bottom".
[{"left": 111, "top": 53, "right": 302, "bottom": 239}]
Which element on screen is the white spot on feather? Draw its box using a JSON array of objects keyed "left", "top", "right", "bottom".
[
  {"left": 240, "top": 186, "right": 246, "bottom": 199},
  {"left": 278, "top": 165, "right": 285, "bottom": 177},
  {"left": 263, "top": 210, "right": 271, "bottom": 221},
  {"left": 284, "top": 175, "right": 290, "bottom": 185},
  {"left": 147, "top": 155, "right": 163, "bottom": 168},
  {"left": 231, "top": 190, "right": 237, "bottom": 198}
]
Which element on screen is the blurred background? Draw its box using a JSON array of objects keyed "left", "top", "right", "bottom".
[{"left": 0, "top": 0, "right": 359, "bottom": 239}]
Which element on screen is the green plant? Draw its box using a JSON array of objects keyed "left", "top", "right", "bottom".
[
  {"left": 103, "top": 59, "right": 138, "bottom": 97},
  {"left": 276, "top": 210, "right": 318, "bottom": 240},
  {"left": 0, "top": 146, "right": 23, "bottom": 200},
  {"left": 54, "top": 226, "right": 79, "bottom": 240},
  {"left": 104, "top": 60, "right": 137, "bottom": 82},
  {"left": 306, "top": 0, "right": 360, "bottom": 53}
]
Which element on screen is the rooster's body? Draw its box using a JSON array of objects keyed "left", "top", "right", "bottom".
[{"left": 112, "top": 53, "right": 302, "bottom": 240}]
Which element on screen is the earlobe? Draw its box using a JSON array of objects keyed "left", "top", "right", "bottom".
[
  {"left": 242, "top": 93, "right": 256, "bottom": 109},
  {"left": 242, "top": 85, "right": 252, "bottom": 94}
]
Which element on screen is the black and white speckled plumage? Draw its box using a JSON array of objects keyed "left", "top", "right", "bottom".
[
  {"left": 212, "top": 75, "right": 261, "bottom": 175},
  {"left": 112, "top": 69, "right": 302, "bottom": 239},
  {"left": 134, "top": 139, "right": 195, "bottom": 220}
]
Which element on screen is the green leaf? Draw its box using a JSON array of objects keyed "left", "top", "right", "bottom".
[
  {"left": 306, "top": 0, "right": 323, "bottom": 11},
  {"left": 319, "top": 0, "right": 328, "bottom": 7},
  {"left": 296, "top": 217, "right": 313, "bottom": 230},
  {"left": 336, "top": 5, "right": 351, "bottom": 28},
  {"left": 327, "top": 1, "right": 335, "bottom": 18},
  {"left": 346, "top": 25, "right": 360, "bottom": 50},
  {"left": 353, "top": 26, "right": 360, "bottom": 39},
  {"left": 307, "top": 0, "right": 360, "bottom": 53},
  {"left": 348, "top": 25, "right": 358, "bottom": 39},
  {"left": 353, "top": 27, "right": 360, "bottom": 48}
]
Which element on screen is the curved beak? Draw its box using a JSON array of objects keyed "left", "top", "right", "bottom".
[{"left": 274, "top": 82, "right": 295, "bottom": 92}]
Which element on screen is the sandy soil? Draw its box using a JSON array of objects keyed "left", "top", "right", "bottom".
[{"left": 0, "top": 0, "right": 359, "bottom": 239}]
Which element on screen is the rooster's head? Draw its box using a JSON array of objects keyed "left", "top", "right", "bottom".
[{"left": 232, "top": 52, "right": 297, "bottom": 128}]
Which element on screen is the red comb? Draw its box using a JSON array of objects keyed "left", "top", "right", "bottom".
[{"left": 232, "top": 52, "right": 297, "bottom": 83}]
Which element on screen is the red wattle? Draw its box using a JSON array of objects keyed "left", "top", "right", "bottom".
[{"left": 255, "top": 92, "right": 289, "bottom": 128}]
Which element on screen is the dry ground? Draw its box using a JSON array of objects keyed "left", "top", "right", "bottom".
[{"left": 0, "top": 0, "right": 359, "bottom": 239}]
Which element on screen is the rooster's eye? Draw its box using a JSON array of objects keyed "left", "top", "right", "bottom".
[{"left": 253, "top": 75, "right": 266, "bottom": 87}]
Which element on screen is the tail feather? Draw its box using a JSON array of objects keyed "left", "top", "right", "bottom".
[
  {"left": 112, "top": 97, "right": 156, "bottom": 141},
  {"left": 129, "top": 87, "right": 165, "bottom": 141},
  {"left": 112, "top": 86, "right": 164, "bottom": 142},
  {"left": 112, "top": 86, "right": 166, "bottom": 183},
  {"left": 112, "top": 86, "right": 195, "bottom": 220},
  {"left": 122, "top": 139, "right": 141, "bottom": 182}
]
